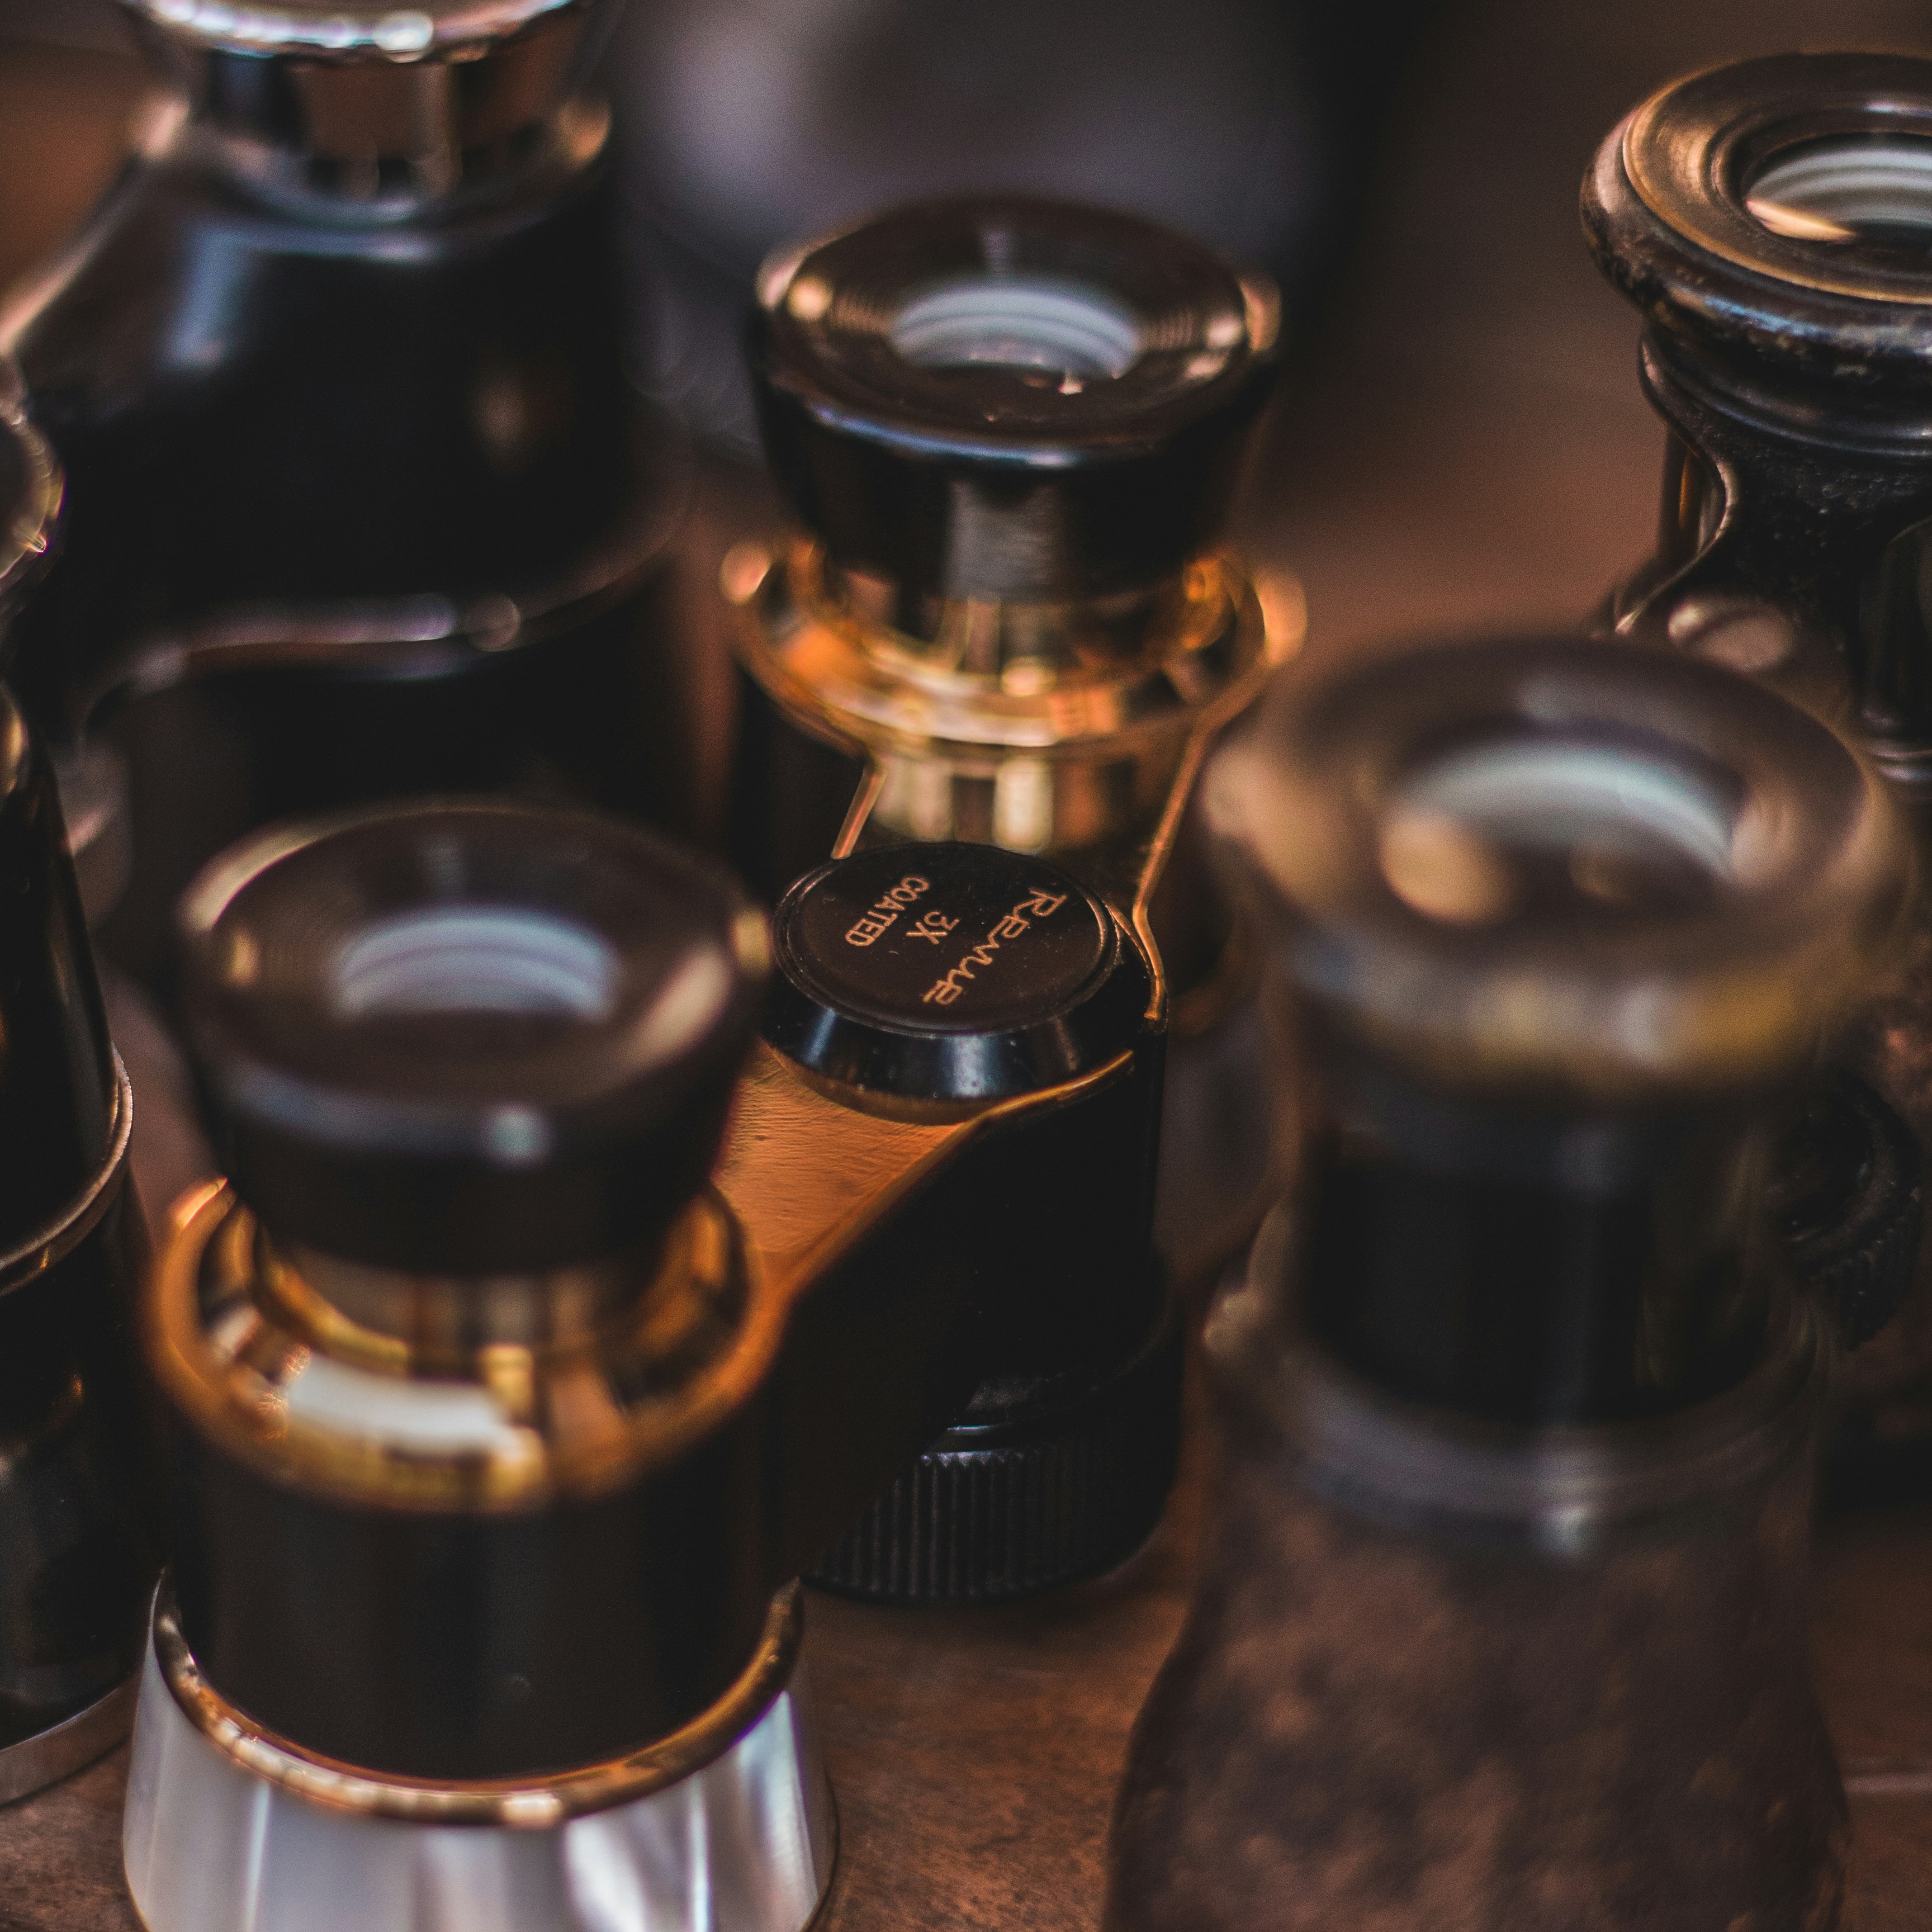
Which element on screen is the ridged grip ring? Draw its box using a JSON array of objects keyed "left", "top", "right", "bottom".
[{"left": 812, "top": 1290, "right": 1181, "bottom": 1603}]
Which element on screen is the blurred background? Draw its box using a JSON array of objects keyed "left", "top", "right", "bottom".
[
  {"left": 7, "top": 7, "right": 1932, "bottom": 1928},
  {"left": 6, "top": 0, "right": 1931, "bottom": 1353},
  {"left": 5, "top": 0, "right": 1930, "bottom": 675}
]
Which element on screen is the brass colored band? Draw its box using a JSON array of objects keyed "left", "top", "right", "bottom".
[
  {"left": 148, "top": 1040, "right": 1118, "bottom": 1511},
  {"left": 155, "top": 1580, "right": 806, "bottom": 1826},
  {"left": 0, "top": 1056, "right": 133, "bottom": 1299},
  {"left": 735, "top": 541, "right": 1295, "bottom": 766},
  {"left": 731, "top": 538, "right": 1300, "bottom": 1007},
  {"left": 146, "top": 1183, "right": 788, "bottom": 1511}
]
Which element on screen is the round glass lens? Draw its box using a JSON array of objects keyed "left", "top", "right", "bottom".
[{"left": 889, "top": 273, "right": 1143, "bottom": 379}]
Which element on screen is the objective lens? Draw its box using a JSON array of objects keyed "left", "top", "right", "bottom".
[
  {"left": 1380, "top": 735, "right": 1738, "bottom": 923},
  {"left": 1746, "top": 133, "right": 1932, "bottom": 245},
  {"left": 889, "top": 272, "right": 1143, "bottom": 379},
  {"left": 329, "top": 906, "right": 619, "bottom": 1020}
]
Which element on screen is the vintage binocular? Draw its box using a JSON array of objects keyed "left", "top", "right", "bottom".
[
  {"left": 122, "top": 790, "right": 1173, "bottom": 1929},
  {"left": 714, "top": 194, "right": 1298, "bottom": 1592},
  {"left": 731, "top": 192, "right": 1298, "bottom": 1290},
  {"left": 1585, "top": 50, "right": 1932, "bottom": 1480},
  {"left": 1110, "top": 631, "right": 1910, "bottom": 1932},
  {"left": 2, "top": 0, "right": 697, "bottom": 991},
  {"left": 10, "top": 62, "right": 1287, "bottom": 1625},
  {"left": 0, "top": 387, "right": 159, "bottom": 1807}
]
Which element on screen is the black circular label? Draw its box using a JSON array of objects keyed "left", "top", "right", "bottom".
[{"left": 779, "top": 844, "right": 1111, "bottom": 1036}]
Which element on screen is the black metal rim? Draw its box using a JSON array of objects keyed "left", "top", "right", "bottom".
[
  {"left": 1211, "top": 634, "right": 1906, "bottom": 1103},
  {"left": 1587, "top": 51, "right": 1932, "bottom": 389},
  {"left": 754, "top": 195, "right": 1277, "bottom": 465}
]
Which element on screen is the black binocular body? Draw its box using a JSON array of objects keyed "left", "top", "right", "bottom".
[
  {"left": 6, "top": 27, "right": 1932, "bottom": 1932},
  {"left": 1110, "top": 634, "right": 1908, "bottom": 1932},
  {"left": 0, "top": 394, "right": 159, "bottom": 1806},
  {"left": 145, "top": 805, "right": 1167, "bottom": 1783},
  {"left": 1588, "top": 53, "right": 1932, "bottom": 769},
  {"left": 0, "top": 0, "right": 699, "bottom": 998},
  {"left": 101, "top": 799, "right": 1173, "bottom": 1932},
  {"left": 711, "top": 196, "right": 1296, "bottom": 1593},
  {"left": 1584, "top": 51, "right": 1932, "bottom": 1485},
  {"left": 730, "top": 196, "right": 1297, "bottom": 1305}
]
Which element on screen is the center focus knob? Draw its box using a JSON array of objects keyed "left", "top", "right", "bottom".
[{"left": 764, "top": 841, "right": 1147, "bottom": 1100}]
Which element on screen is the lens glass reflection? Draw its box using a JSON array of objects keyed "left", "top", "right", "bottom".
[
  {"left": 889, "top": 273, "right": 1143, "bottom": 379},
  {"left": 330, "top": 907, "right": 619, "bottom": 1020},
  {"left": 1381, "top": 736, "right": 1737, "bottom": 924},
  {"left": 1747, "top": 133, "right": 1932, "bottom": 249}
]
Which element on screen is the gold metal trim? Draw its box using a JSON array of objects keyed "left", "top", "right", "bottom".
[
  {"left": 714, "top": 1038, "right": 1125, "bottom": 1290},
  {"left": 155, "top": 1580, "right": 806, "bottom": 1826},
  {"left": 731, "top": 537, "right": 1301, "bottom": 1015},
  {"left": 145, "top": 527, "right": 1254, "bottom": 1510},
  {"left": 1120, "top": 574, "right": 1296, "bottom": 1010},
  {"left": 735, "top": 542, "right": 1291, "bottom": 767},
  {"left": 147, "top": 1186, "right": 787, "bottom": 1509},
  {"left": 262, "top": 1223, "right": 709, "bottom": 1372},
  {"left": 146, "top": 1037, "right": 1110, "bottom": 1509}
]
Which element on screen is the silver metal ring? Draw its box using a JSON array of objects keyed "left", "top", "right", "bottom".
[
  {"left": 124, "top": 0, "right": 585, "bottom": 60},
  {"left": 156, "top": 1579, "right": 807, "bottom": 1826},
  {"left": 0, "top": 1674, "right": 138, "bottom": 1806}
]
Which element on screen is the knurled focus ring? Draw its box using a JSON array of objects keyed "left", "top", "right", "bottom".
[{"left": 810, "top": 1289, "right": 1182, "bottom": 1603}]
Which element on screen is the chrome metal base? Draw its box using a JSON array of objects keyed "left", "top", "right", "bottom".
[
  {"left": 124, "top": 1601, "right": 835, "bottom": 1932},
  {"left": 0, "top": 1675, "right": 137, "bottom": 1806}
]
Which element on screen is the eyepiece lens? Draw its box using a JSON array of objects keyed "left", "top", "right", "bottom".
[
  {"left": 1746, "top": 132, "right": 1932, "bottom": 247},
  {"left": 888, "top": 272, "right": 1143, "bottom": 380},
  {"left": 1381, "top": 736, "right": 1739, "bottom": 924},
  {"left": 328, "top": 906, "right": 620, "bottom": 1022}
]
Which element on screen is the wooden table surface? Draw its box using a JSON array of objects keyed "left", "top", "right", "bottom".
[
  {"left": 4, "top": 1394, "right": 1932, "bottom": 1932},
  {"left": 8, "top": 2, "right": 1932, "bottom": 1926}
]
